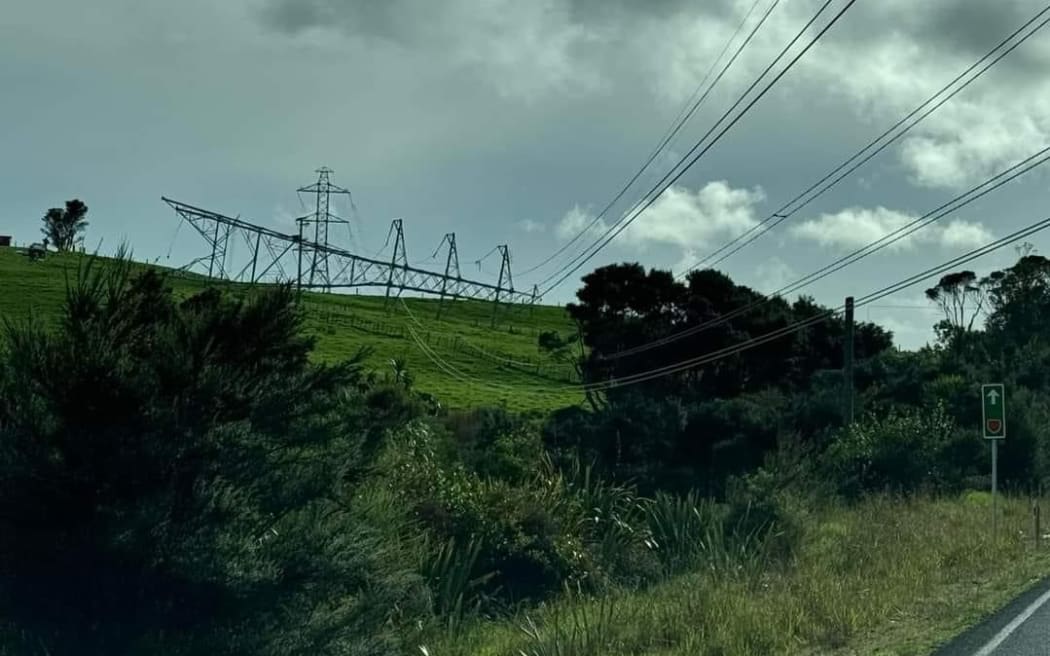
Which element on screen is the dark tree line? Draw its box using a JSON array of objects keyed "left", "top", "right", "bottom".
[{"left": 539, "top": 256, "right": 1050, "bottom": 494}]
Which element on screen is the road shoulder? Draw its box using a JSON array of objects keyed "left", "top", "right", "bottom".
[{"left": 930, "top": 576, "right": 1050, "bottom": 656}]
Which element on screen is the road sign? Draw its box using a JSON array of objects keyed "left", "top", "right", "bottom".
[{"left": 982, "top": 383, "right": 1005, "bottom": 440}]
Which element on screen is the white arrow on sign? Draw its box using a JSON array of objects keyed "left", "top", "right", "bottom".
[{"left": 987, "top": 389, "right": 1000, "bottom": 404}]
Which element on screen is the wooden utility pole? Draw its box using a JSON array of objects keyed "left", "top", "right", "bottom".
[{"left": 843, "top": 296, "right": 855, "bottom": 425}]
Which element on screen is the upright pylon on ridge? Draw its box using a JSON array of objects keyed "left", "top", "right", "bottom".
[
  {"left": 435, "top": 233, "right": 461, "bottom": 319},
  {"left": 296, "top": 167, "right": 350, "bottom": 290}
]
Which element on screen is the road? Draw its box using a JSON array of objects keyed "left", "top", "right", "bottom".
[{"left": 933, "top": 578, "right": 1050, "bottom": 656}]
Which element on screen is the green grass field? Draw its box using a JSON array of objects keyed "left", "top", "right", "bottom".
[{"left": 0, "top": 248, "right": 582, "bottom": 412}]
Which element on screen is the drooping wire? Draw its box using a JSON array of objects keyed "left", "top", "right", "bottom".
[
  {"left": 537, "top": 0, "right": 858, "bottom": 296},
  {"left": 602, "top": 142, "right": 1050, "bottom": 361},
  {"left": 677, "top": 1, "right": 1050, "bottom": 275},
  {"left": 399, "top": 210, "right": 1050, "bottom": 393},
  {"left": 517, "top": 0, "right": 775, "bottom": 278}
]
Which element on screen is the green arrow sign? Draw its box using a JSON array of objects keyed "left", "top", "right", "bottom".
[{"left": 982, "top": 383, "right": 1005, "bottom": 440}]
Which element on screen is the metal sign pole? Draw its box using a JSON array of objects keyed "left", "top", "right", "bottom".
[
  {"left": 982, "top": 383, "right": 1006, "bottom": 542},
  {"left": 992, "top": 439, "right": 998, "bottom": 541}
]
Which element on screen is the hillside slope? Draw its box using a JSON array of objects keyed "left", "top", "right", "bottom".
[{"left": 0, "top": 248, "right": 582, "bottom": 411}]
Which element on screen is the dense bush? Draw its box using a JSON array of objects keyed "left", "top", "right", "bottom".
[
  {"left": 443, "top": 406, "right": 544, "bottom": 482},
  {"left": 822, "top": 403, "right": 971, "bottom": 497},
  {"left": 381, "top": 421, "right": 665, "bottom": 604},
  {"left": 0, "top": 260, "right": 424, "bottom": 655}
]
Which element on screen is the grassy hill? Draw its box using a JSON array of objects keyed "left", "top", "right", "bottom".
[{"left": 0, "top": 247, "right": 582, "bottom": 412}]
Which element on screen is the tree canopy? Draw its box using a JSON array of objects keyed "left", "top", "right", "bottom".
[{"left": 40, "top": 198, "right": 89, "bottom": 251}]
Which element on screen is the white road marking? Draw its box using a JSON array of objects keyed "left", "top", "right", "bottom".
[{"left": 974, "top": 586, "right": 1050, "bottom": 656}]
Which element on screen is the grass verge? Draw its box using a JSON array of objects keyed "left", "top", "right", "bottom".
[{"left": 420, "top": 493, "right": 1050, "bottom": 656}]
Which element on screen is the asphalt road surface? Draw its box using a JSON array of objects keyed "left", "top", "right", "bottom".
[{"left": 933, "top": 578, "right": 1050, "bottom": 656}]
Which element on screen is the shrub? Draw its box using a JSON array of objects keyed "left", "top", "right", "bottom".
[
  {"left": 382, "top": 424, "right": 663, "bottom": 608},
  {"left": 822, "top": 402, "right": 965, "bottom": 497},
  {"left": 443, "top": 407, "right": 544, "bottom": 483},
  {"left": 0, "top": 259, "right": 422, "bottom": 654},
  {"left": 724, "top": 466, "right": 807, "bottom": 565}
]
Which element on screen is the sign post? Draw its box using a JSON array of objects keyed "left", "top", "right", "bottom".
[{"left": 982, "top": 383, "right": 1006, "bottom": 540}]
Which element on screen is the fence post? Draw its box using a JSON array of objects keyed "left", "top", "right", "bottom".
[{"left": 1035, "top": 497, "right": 1042, "bottom": 550}]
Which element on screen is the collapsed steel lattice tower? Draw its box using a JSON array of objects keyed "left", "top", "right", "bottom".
[{"left": 162, "top": 169, "right": 539, "bottom": 308}]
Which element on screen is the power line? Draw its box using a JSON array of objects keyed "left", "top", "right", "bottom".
[
  {"left": 517, "top": 0, "right": 775, "bottom": 278},
  {"left": 587, "top": 210, "right": 1050, "bottom": 390},
  {"left": 409, "top": 141, "right": 1050, "bottom": 387},
  {"left": 537, "top": 0, "right": 858, "bottom": 296},
  {"left": 401, "top": 210, "right": 1050, "bottom": 394},
  {"left": 601, "top": 142, "right": 1050, "bottom": 361},
  {"left": 679, "top": 2, "right": 1050, "bottom": 275},
  {"left": 399, "top": 298, "right": 549, "bottom": 393}
]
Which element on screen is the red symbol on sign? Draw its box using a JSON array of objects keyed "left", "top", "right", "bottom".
[{"left": 987, "top": 419, "right": 1002, "bottom": 433}]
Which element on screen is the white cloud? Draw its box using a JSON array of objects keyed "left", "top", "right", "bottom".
[
  {"left": 940, "top": 219, "right": 995, "bottom": 248},
  {"left": 555, "top": 181, "right": 765, "bottom": 264},
  {"left": 629, "top": 180, "right": 764, "bottom": 248},
  {"left": 555, "top": 204, "right": 607, "bottom": 240},
  {"left": 791, "top": 206, "right": 993, "bottom": 251},
  {"left": 517, "top": 218, "right": 547, "bottom": 233},
  {"left": 753, "top": 256, "right": 796, "bottom": 293},
  {"left": 641, "top": 0, "right": 1050, "bottom": 191},
  {"left": 802, "top": 2, "right": 1050, "bottom": 190}
]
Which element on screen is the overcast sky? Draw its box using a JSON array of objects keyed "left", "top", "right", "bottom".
[{"left": 4, "top": 0, "right": 1050, "bottom": 348}]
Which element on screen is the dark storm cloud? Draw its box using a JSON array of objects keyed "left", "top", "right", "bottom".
[
  {"left": 259, "top": 0, "right": 439, "bottom": 41},
  {"left": 258, "top": 0, "right": 733, "bottom": 38},
  {"left": 831, "top": 0, "right": 1042, "bottom": 59},
  {"left": 560, "top": 0, "right": 732, "bottom": 24},
  {"left": 917, "top": 0, "right": 1037, "bottom": 53}
]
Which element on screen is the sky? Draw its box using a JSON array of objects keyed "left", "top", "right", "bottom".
[{"left": 3, "top": 0, "right": 1050, "bottom": 349}]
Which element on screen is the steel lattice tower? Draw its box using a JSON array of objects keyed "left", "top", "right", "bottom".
[
  {"left": 163, "top": 166, "right": 542, "bottom": 306},
  {"left": 296, "top": 167, "right": 350, "bottom": 288}
]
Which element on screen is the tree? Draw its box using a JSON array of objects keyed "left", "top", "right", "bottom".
[
  {"left": 552, "top": 262, "right": 893, "bottom": 491},
  {"left": 923, "top": 270, "right": 987, "bottom": 353},
  {"left": 983, "top": 255, "right": 1050, "bottom": 343},
  {"left": 924, "top": 271, "right": 986, "bottom": 333},
  {"left": 0, "top": 258, "right": 421, "bottom": 654},
  {"left": 40, "top": 198, "right": 89, "bottom": 251}
]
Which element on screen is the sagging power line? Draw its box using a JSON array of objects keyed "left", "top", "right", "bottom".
[
  {"left": 518, "top": 0, "right": 778, "bottom": 278},
  {"left": 601, "top": 142, "right": 1050, "bottom": 361},
  {"left": 406, "top": 210, "right": 1050, "bottom": 394},
  {"left": 676, "top": 1, "right": 1050, "bottom": 275},
  {"left": 535, "top": 0, "right": 858, "bottom": 296}
]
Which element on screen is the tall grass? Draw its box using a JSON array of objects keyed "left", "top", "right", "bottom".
[
  {"left": 424, "top": 493, "right": 1050, "bottom": 656},
  {"left": 516, "top": 588, "right": 621, "bottom": 656},
  {"left": 422, "top": 535, "right": 494, "bottom": 632},
  {"left": 546, "top": 454, "right": 647, "bottom": 582}
]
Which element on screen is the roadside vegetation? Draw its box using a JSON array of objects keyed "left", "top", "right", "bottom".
[
  {"left": 3, "top": 247, "right": 1050, "bottom": 654},
  {"left": 429, "top": 494, "right": 1050, "bottom": 656}
]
